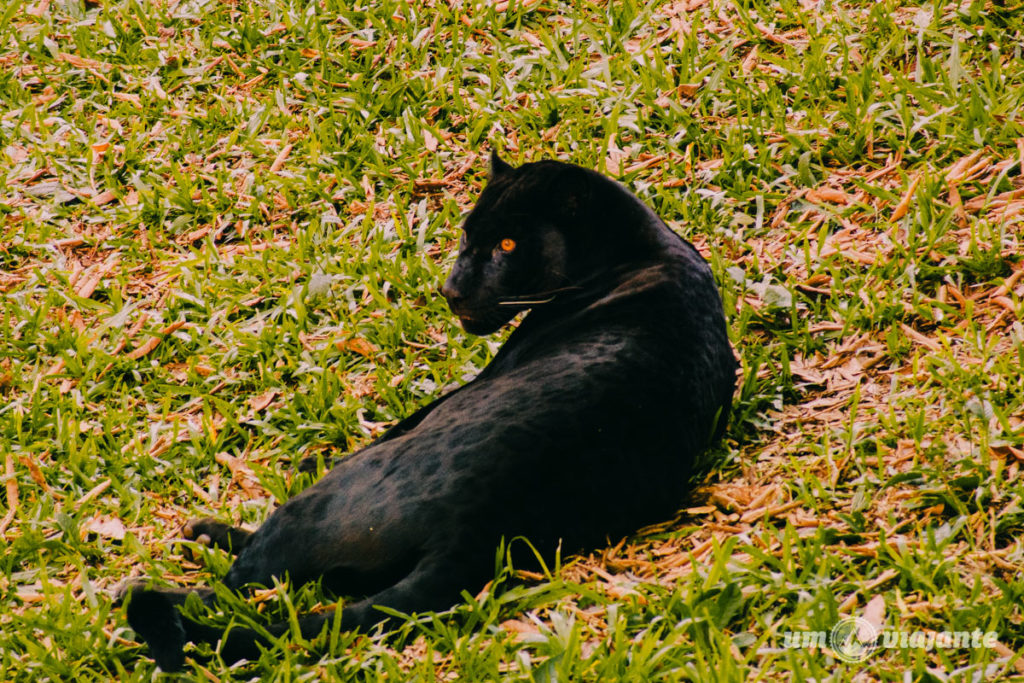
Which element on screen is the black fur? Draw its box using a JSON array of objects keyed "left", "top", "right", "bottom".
[{"left": 118, "top": 153, "right": 737, "bottom": 670}]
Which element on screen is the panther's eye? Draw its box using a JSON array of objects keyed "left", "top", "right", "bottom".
[{"left": 498, "top": 238, "right": 516, "bottom": 253}]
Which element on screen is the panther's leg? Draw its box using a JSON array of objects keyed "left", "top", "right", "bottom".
[
  {"left": 329, "top": 552, "right": 479, "bottom": 630},
  {"left": 215, "top": 552, "right": 482, "bottom": 665},
  {"left": 122, "top": 552, "right": 480, "bottom": 670}
]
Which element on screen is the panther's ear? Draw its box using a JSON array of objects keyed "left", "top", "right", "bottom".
[
  {"left": 558, "top": 166, "right": 592, "bottom": 218},
  {"left": 489, "top": 150, "right": 514, "bottom": 179}
]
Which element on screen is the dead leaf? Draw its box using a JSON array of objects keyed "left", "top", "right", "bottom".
[
  {"left": 126, "top": 321, "right": 188, "bottom": 360},
  {"left": 5, "top": 144, "right": 30, "bottom": 163},
  {"left": 90, "top": 141, "right": 109, "bottom": 158},
  {"left": 678, "top": 83, "right": 700, "bottom": 98},
  {"left": 112, "top": 92, "right": 142, "bottom": 108},
  {"left": 248, "top": 389, "right": 277, "bottom": 413},
  {"left": 215, "top": 452, "right": 261, "bottom": 496},
  {"left": 605, "top": 135, "right": 625, "bottom": 177},
  {"left": 59, "top": 52, "right": 113, "bottom": 71},
  {"left": 0, "top": 452, "right": 17, "bottom": 535},
  {"left": 899, "top": 322, "right": 941, "bottom": 351},
  {"left": 790, "top": 355, "right": 826, "bottom": 385},
  {"left": 26, "top": 0, "right": 50, "bottom": 16},
  {"left": 741, "top": 45, "right": 759, "bottom": 74},
  {"left": 269, "top": 143, "right": 293, "bottom": 173},
  {"left": 423, "top": 130, "right": 438, "bottom": 152},
  {"left": 18, "top": 455, "right": 52, "bottom": 494},
  {"left": 862, "top": 594, "right": 886, "bottom": 637},
  {"left": 92, "top": 190, "right": 117, "bottom": 206},
  {"left": 24, "top": 180, "right": 76, "bottom": 203},
  {"left": 176, "top": 226, "right": 211, "bottom": 245},
  {"left": 339, "top": 337, "right": 378, "bottom": 358},
  {"left": 500, "top": 618, "right": 542, "bottom": 641},
  {"left": 806, "top": 187, "right": 854, "bottom": 205},
  {"left": 74, "top": 252, "right": 121, "bottom": 299},
  {"left": 944, "top": 149, "right": 986, "bottom": 183},
  {"left": 891, "top": 174, "right": 921, "bottom": 221},
  {"left": 413, "top": 178, "right": 448, "bottom": 192},
  {"left": 84, "top": 515, "right": 126, "bottom": 541}
]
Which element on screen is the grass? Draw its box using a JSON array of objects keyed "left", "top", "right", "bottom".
[{"left": 2, "top": 0, "right": 1024, "bottom": 679}]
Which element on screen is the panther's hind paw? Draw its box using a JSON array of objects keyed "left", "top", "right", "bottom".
[{"left": 120, "top": 584, "right": 188, "bottom": 672}]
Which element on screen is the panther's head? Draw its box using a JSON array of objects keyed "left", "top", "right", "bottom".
[{"left": 440, "top": 152, "right": 584, "bottom": 335}]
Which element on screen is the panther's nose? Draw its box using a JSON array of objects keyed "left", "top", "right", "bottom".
[
  {"left": 441, "top": 280, "right": 473, "bottom": 319},
  {"left": 440, "top": 280, "right": 462, "bottom": 305}
]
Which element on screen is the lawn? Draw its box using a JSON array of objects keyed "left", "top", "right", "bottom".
[{"left": 2, "top": 0, "right": 1023, "bottom": 679}]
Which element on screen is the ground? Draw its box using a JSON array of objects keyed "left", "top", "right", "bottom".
[{"left": 1, "top": 0, "right": 1023, "bottom": 680}]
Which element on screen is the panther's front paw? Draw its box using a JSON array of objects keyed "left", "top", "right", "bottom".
[
  {"left": 182, "top": 518, "right": 221, "bottom": 547},
  {"left": 182, "top": 518, "right": 251, "bottom": 557}
]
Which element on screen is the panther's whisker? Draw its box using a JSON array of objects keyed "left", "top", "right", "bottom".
[
  {"left": 497, "top": 285, "right": 584, "bottom": 305},
  {"left": 497, "top": 297, "right": 556, "bottom": 306}
]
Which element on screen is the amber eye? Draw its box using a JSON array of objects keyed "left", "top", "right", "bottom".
[{"left": 499, "top": 238, "right": 516, "bottom": 252}]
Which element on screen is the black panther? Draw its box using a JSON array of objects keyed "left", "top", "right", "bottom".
[{"left": 119, "top": 152, "right": 737, "bottom": 671}]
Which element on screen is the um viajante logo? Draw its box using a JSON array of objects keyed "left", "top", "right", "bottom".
[
  {"left": 781, "top": 618, "right": 999, "bottom": 663},
  {"left": 829, "top": 617, "right": 878, "bottom": 663}
]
